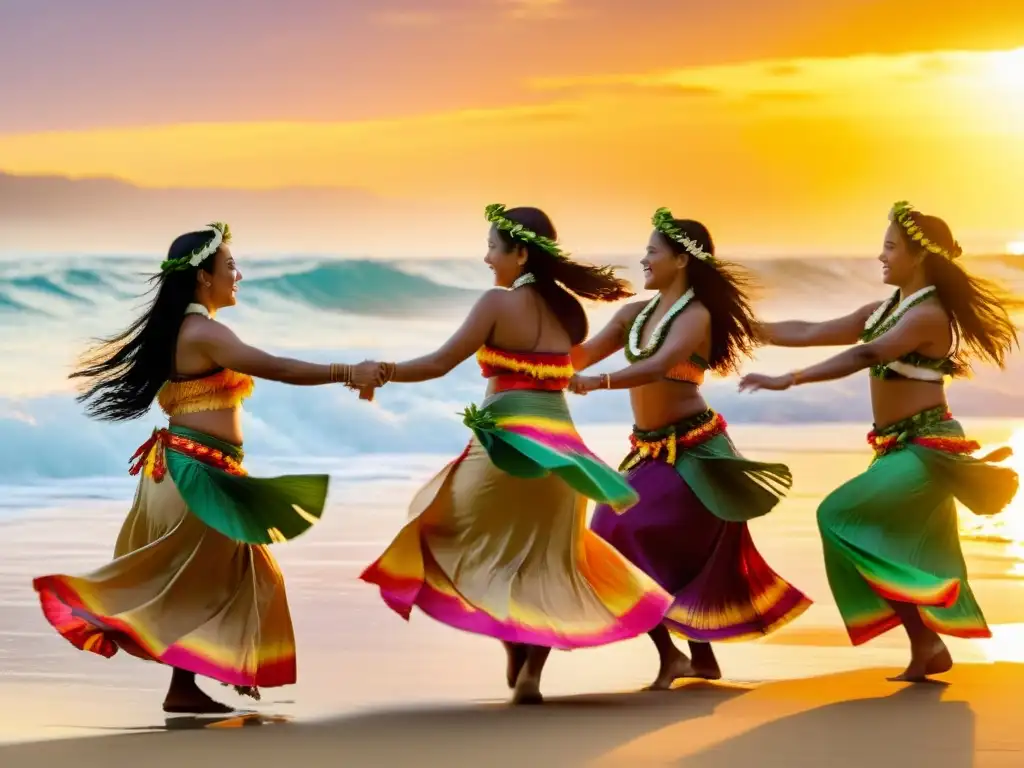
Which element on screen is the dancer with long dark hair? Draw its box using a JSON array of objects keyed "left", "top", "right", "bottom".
[
  {"left": 33, "top": 223, "right": 376, "bottom": 712},
  {"left": 740, "top": 201, "right": 1019, "bottom": 681}
]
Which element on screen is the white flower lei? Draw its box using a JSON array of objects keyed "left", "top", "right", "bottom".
[
  {"left": 188, "top": 225, "right": 224, "bottom": 267},
  {"left": 511, "top": 272, "right": 536, "bottom": 289},
  {"left": 862, "top": 286, "right": 937, "bottom": 340},
  {"left": 627, "top": 288, "right": 695, "bottom": 360}
]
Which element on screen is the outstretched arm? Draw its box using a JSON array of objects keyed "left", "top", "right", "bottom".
[
  {"left": 573, "top": 305, "right": 709, "bottom": 392},
  {"left": 195, "top": 321, "right": 338, "bottom": 385},
  {"left": 570, "top": 302, "right": 643, "bottom": 372},
  {"left": 758, "top": 301, "right": 882, "bottom": 348},
  {"left": 387, "top": 290, "right": 502, "bottom": 383},
  {"left": 739, "top": 306, "right": 945, "bottom": 392}
]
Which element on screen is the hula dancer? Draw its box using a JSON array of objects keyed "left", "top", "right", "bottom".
[
  {"left": 33, "top": 223, "right": 377, "bottom": 712},
  {"left": 570, "top": 209, "right": 810, "bottom": 689},
  {"left": 360, "top": 205, "right": 673, "bottom": 704},
  {"left": 740, "top": 201, "right": 1019, "bottom": 681}
]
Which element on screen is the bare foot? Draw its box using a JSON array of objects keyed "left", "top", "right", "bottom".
[
  {"left": 926, "top": 645, "right": 953, "bottom": 676},
  {"left": 888, "top": 638, "right": 950, "bottom": 682},
  {"left": 645, "top": 652, "right": 695, "bottom": 691},
  {"left": 689, "top": 643, "right": 722, "bottom": 681},
  {"left": 163, "top": 689, "right": 236, "bottom": 714},
  {"left": 505, "top": 643, "right": 528, "bottom": 690},
  {"left": 512, "top": 676, "right": 544, "bottom": 706}
]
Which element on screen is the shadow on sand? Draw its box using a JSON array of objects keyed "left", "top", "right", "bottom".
[
  {"left": 3, "top": 664, "right": 1022, "bottom": 767},
  {"left": 677, "top": 678, "right": 973, "bottom": 768}
]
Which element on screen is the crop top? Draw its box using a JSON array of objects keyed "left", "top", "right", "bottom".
[
  {"left": 476, "top": 345, "right": 573, "bottom": 392},
  {"left": 157, "top": 367, "right": 255, "bottom": 417},
  {"left": 862, "top": 287, "right": 956, "bottom": 383}
]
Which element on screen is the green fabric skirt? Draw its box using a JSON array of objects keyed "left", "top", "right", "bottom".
[
  {"left": 137, "top": 425, "right": 330, "bottom": 545},
  {"left": 817, "top": 406, "right": 1018, "bottom": 645}
]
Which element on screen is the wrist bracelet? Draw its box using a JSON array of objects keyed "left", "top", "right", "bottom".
[{"left": 602, "top": 373, "right": 611, "bottom": 389}]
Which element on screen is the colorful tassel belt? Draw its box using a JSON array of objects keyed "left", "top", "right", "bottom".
[
  {"left": 621, "top": 410, "right": 726, "bottom": 472},
  {"left": 867, "top": 407, "right": 979, "bottom": 458},
  {"left": 129, "top": 428, "right": 248, "bottom": 482}
]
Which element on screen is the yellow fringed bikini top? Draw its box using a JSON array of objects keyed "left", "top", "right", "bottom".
[{"left": 157, "top": 367, "right": 255, "bottom": 417}]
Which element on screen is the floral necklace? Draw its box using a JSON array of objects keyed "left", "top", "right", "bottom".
[
  {"left": 860, "top": 286, "right": 936, "bottom": 342},
  {"left": 184, "top": 302, "right": 212, "bottom": 318},
  {"left": 626, "top": 288, "right": 695, "bottom": 362},
  {"left": 511, "top": 272, "right": 536, "bottom": 290}
]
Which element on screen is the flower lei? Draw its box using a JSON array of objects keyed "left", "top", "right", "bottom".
[
  {"left": 651, "top": 208, "right": 713, "bottom": 263},
  {"left": 860, "top": 286, "right": 937, "bottom": 343},
  {"left": 889, "top": 201, "right": 960, "bottom": 260},
  {"left": 485, "top": 204, "right": 568, "bottom": 261},
  {"left": 511, "top": 272, "right": 536, "bottom": 290},
  {"left": 160, "top": 222, "right": 232, "bottom": 273},
  {"left": 625, "top": 288, "right": 695, "bottom": 362}
]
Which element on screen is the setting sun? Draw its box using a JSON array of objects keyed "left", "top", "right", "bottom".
[{"left": 1007, "top": 241, "right": 1024, "bottom": 257}]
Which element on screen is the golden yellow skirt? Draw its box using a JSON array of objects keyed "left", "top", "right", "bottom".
[
  {"left": 33, "top": 469, "right": 297, "bottom": 694},
  {"left": 362, "top": 437, "right": 671, "bottom": 648}
]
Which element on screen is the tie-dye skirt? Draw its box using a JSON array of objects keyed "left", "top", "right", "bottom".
[
  {"left": 817, "top": 406, "right": 1018, "bottom": 645},
  {"left": 591, "top": 409, "right": 811, "bottom": 642},
  {"left": 32, "top": 425, "right": 330, "bottom": 697},
  {"left": 361, "top": 389, "right": 672, "bottom": 649}
]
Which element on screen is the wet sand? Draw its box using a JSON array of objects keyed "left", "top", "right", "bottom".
[{"left": 2, "top": 426, "right": 1023, "bottom": 764}]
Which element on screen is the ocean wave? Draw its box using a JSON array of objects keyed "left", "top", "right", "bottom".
[{"left": 0, "top": 258, "right": 479, "bottom": 321}]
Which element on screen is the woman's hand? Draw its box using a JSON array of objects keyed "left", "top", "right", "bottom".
[
  {"left": 350, "top": 361, "right": 384, "bottom": 389},
  {"left": 737, "top": 372, "right": 795, "bottom": 393},
  {"left": 568, "top": 374, "right": 602, "bottom": 395}
]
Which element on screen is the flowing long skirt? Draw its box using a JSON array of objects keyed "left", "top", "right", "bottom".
[
  {"left": 361, "top": 390, "right": 672, "bottom": 649},
  {"left": 33, "top": 427, "right": 330, "bottom": 693}
]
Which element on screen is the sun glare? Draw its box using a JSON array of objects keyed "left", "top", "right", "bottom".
[{"left": 1007, "top": 241, "right": 1024, "bottom": 257}]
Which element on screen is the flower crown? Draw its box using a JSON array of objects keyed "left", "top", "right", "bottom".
[
  {"left": 485, "top": 204, "right": 568, "bottom": 261},
  {"left": 651, "top": 208, "right": 713, "bottom": 263},
  {"left": 160, "top": 222, "right": 232, "bottom": 273},
  {"left": 889, "top": 201, "right": 960, "bottom": 260}
]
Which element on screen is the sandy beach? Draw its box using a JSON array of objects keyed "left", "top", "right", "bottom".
[{"left": 2, "top": 424, "right": 1024, "bottom": 765}]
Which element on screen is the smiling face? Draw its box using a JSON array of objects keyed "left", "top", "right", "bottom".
[
  {"left": 878, "top": 221, "right": 923, "bottom": 287},
  {"left": 197, "top": 245, "right": 243, "bottom": 308},
  {"left": 484, "top": 224, "right": 526, "bottom": 288},
  {"left": 641, "top": 231, "right": 686, "bottom": 290}
]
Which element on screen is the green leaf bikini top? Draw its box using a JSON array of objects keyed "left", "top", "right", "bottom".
[{"left": 860, "top": 286, "right": 956, "bottom": 382}]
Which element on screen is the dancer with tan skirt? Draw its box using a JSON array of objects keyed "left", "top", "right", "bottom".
[
  {"left": 33, "top": 223, "right": 377, "bottom": 713},
  {"left": 360, "top": 205, "right": 673, "bottom": 704}
]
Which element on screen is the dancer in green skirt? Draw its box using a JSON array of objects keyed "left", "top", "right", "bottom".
[{"left": 738, "top": 201, "right": 1019, "bottom": 682}]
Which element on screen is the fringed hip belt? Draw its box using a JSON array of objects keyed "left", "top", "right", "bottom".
[
  {"left": 621, "top": 409, "right": 727, "bottom": 472},
  {"left": 867, "top": 406, "right": 981, "bottom": 459},
  {"left": 129, "top": 427, "right": 247, "bottom": 482}
]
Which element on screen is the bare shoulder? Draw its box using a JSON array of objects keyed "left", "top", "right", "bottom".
[
  {"left": 685, "top": 299, "right": 712, "bottom": 324},
  {"left": 179, "top": 315, "right": 231, "bottom": 343},
  {"left": 615, "top": 299, "right": 649, "bottom": 322},
  {"left": 915, "top": 298, "right": 951, "bottom": 326}
]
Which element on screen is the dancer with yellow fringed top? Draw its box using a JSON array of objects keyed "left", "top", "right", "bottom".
[
  {"left": 359, "top": 204, "right": 673, "bottom": 704},
  {"left": 33, "top": 223, "right": 378, "bottom": 713},
  {"left": 741, "top": 201, "right": 1020, "bottom": 681},
  {"left": 570, "top": 209, "right": 810, "bottom": 690}
]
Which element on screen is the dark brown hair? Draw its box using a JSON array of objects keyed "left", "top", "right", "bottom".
[
  {"left": 656, "top": 219, "right": 758, "bottom": 375},
  {"left": 70, "top": 229, "right": 221, "bottom": 421},
  {"left": 495, "top": 206, "right": 633, "bottom": 345},
  {"left": 898, "top": 210, "right": 1020, "bottom": 371}
]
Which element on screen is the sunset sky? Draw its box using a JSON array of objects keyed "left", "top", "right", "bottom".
[{"left": 2, "top": 0, "right": 1023, "bottom": 255}]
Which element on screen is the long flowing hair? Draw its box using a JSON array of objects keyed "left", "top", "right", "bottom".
[
  {"left": 495, "top": 207, "right": 633, "bottom": 345},
  {"left": 899, "top": 210, "right": 1020, "bottom": 372},
  {"left": 70, "top": 229, "right": 223, "bottom": 421},
  {"left": 658, "top": 219, "right": 758, "bottom": 375}
]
